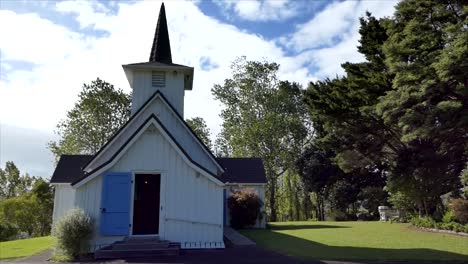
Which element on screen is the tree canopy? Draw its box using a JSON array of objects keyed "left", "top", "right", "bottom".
[
  {"left": 302, "top": 0, "right": 467, "bottom": 217},
  {"left": 48, "top": 78, "right": 131, "bottom": 161},
  {"left": 186, "top": 117, "right": 213, "bottom": 151},
  {"left": 212, "top": 57, "right": 313, "bottom": 221}
]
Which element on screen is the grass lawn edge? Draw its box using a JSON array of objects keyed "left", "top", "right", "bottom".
[
  {"left": 0, "top": 236, "right": 54, "bottom": 260},
  {"left": 240, "top": 221, "right": 468, "bottom": 262}
]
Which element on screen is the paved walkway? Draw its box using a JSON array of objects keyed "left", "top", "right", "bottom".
[
  {"left": 223, "top": 227, "right": 256, "bottom": 246},
  {"left": 3, "top": 246, "right": 459, "bottom": 264},
  {"left": 6, "top": 249, "right": 52, "bottom": 263}
]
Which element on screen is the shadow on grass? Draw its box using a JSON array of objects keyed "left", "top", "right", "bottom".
[
  {"left": 243, "top": 229, "right": 468, "bottom": 263},
  {"left": 268, "top": 224, "right": 350, "bottom": 230}
]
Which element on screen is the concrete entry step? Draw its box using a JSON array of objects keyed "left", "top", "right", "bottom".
[
  {"left": 223, "top": 227, "right": 256, "bottom": 246},
  {"left": 94, "top": 237, "right": 180, "bottom": 259},
  {"left": 112, "top": 241, "right": 170, "bottom": 250}
]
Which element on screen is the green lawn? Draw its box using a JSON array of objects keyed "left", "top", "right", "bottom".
[
  {"left": 241, "top": 221, "right": 468, "bottom": 262},
  {"left": 0, "top": 236, "right": 54, "bottom": 260}
]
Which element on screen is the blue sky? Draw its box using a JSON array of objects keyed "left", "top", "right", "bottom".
[{"left": 0, "top": 0, "right": 398, "bottom": 177}]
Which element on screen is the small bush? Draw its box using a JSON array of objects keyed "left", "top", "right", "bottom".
[
  {"left": 442, "top": 210, "right": 455, "bottom": 223},
  {"left": 410, "top": 216, "right": 437, "bottom": 229},
  {"left": 451, "top": 198, "right": 468, "bottom": 224},
  {"left": 53, "top": 209, "right": 93, "bottom": 259},
  {"left": 228, "top": 188, "right": 262, "bottom": 229},
  {"left": 411, "top": 215, "right": 468, "bottom": 233},
  {"left": 0, "top": 222, "right": 18, "bottom": 241}
]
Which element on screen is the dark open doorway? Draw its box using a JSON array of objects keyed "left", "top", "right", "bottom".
[{"left": 132, "top": 174, "right": 160, "bottom": 235}]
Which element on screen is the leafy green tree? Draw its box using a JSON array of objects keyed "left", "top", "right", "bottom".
[
  {"left": 303, "top": 4, "right": 466, "bottom": 216},
  {"left": 0, "top": 195, "right": 39, "bottom": 236},
  {"left": 295, "top": 145, "right": 342, "bottom": 220},
  {"left": 186, "top": 117, "right": 213, "bottom": 151},
  {"left": 0, "top": 162, "right": 20, "bottom": 198},
  {"left": 0, "top": 162, "right": 36, "bottom": 199},
  {"left": 31, "top": 179, "right": 54, "bottom": 236},
  {"left": 48, "top": 78, "right": 131, "bottom": 161},
  {"left": 378, "top": 0, "right": 467, "bottom": 214},
  {"left": 212, "top": 57, "right": 312, "bottom": 221}
]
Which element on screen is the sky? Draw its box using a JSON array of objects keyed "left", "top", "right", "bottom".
[{"left": 0, "top": 0, "right": 399, "bottom": 178}]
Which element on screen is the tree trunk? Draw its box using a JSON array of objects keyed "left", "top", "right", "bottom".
[
  {"left": 303, "top": 190, "right": 311, "bottom": 220},
  {"left": 269, "top": 181, "right": 277, "bottom": 222}
]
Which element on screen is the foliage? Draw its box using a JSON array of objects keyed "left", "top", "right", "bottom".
[
  {"left": 295, "top": 145, "right": 341, "bottom": 220},
  {"left": 450, "top": 199, "right": 468, "bottom": 224},
  {"left": 277, "top": 172, "right": 311, "bottom": 221},
  {"left": 388, "top": 191, "right": 417, "bottom": 212},
  {"left": 53, "top": 209, "right": 93, "bottom": 258},
  {"left": 411, "top": 216, "right": 468, "bottom": 233},
  {"left": 410, "top": 216, "right": 438, "bottom": 229},
  {"left": 48, "top": 78, "right": 131, "bottom": 161},
  {"left": 30, "top": 179, "right": 54, "bottom": 236},
  {"left": 379, "top": 0, "right": 468, "bottom": 215},
  {"left": 241, "top": 221, "right": 468, "bottom": 261},
  {"left": 442, "top": 210, "right": 456, "bottom": 224},
  {"left": 0, "top": 222, "right": 18, "bottom": 242},
  {"left": 186, "top": 117, "right": 213, "bottom": 151},
  {"left": 0, "top": 236, "right": 54, "bottom": 260},
  {"left": 358, "top": 186, "right": 389, "bottom": 218},
  {"left": 0, "top": 162, "right": 37, "bottom": 199},
  {"left": 0, "top": 195, "right": 40, "bottom": 236},
  {"left": 213, "top": 57, "right": 312, "bottom": 221},
  {"left": 0, "top": 176, "right": 53, "bottom": 238},
  {"left": 303, "top": 2, "right": 467, "bottom": 218},
  {"left": 227, "top": 188, "right": 263, "bottom": 229},
  {"left": 460, "top": 165, "right": 468, "bottom": 197}
]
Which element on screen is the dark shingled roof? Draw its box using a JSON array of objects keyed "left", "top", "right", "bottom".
[
  {"left": 50, "top": 155, "right": 93, "bottom": 183},
  {"left": 149, "top": 3, "right": 172, "bottom": 64},
  {"left": 217, "top": 158, "right": 267, "bottom": 184},
  {"left": 50, "top": 155, "right": 266, "bottom": 184}
]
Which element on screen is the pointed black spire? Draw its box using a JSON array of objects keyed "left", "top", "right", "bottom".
[{"left": 149, "top": 3, "right": 172, "bottom": 63}]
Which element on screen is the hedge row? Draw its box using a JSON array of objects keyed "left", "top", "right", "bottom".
[{"left": 411, "top": 216, "right": 468, "bottom": 234}]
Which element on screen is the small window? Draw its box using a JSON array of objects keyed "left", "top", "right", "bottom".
[{"left": 152, "top": 71, "right": 165, "bottom": 88}]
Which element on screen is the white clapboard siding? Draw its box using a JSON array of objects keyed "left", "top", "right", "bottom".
[
  {"left": 131, "top": 70, "right": 184, "bottom": 116},
  {"left": 52, "top": 184, "right": 76, "bottom": 225},
  {"left": 75, "top": 126, "right": 223, "bottom": 250},
  {"left": 85, "top": 95, "right": 219, "bottom": 178}
]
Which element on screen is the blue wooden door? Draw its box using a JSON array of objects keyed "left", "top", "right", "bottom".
[{"left": 100, "top": 172, "right": 132, "bottom": 236}]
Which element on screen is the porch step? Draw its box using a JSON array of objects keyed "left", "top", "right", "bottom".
[
  {"left": 94, "top": 238, "right": 180, "bottom": 259},
  {"left": 112, "top": 241, "right": 170, "bottom": 250}
]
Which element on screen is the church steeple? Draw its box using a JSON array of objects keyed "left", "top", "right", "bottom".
[
  {"left": 149, "top": 3, "right": 172, "bottom": 64},
  {"left": 123, "top": 2, "right": 194, "bottom": 116}
]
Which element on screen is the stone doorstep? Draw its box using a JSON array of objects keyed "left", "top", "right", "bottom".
[
  {"left": 112, "top": 241, "right": 170, "bottom": 250},
  {"left": 94, "top": 238, "right": 180, "bottom": 259},
  {"left": 94, "top": 246, "right": 180, "bottom": 259}
]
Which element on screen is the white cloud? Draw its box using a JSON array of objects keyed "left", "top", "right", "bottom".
[
  {"left": 281, "top": 1, "right": 358, "bottom": 52},
  {"left": 282, "top": 0, "right": 398, "bottom": 52},
  {"left": 214, "top": 0, "right": 301, "bottom": 22}
]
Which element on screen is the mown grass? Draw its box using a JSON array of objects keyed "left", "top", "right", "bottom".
[
  {"left": 241, "top": 221, "right": 468, "bottom": 262},
  {"left": 0, "top": 236, "right": 53, "bottom": 260}
]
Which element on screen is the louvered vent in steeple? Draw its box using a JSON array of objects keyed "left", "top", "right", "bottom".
[{"left": 152, "top": 71, "right": 166, "bottom": 88}]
